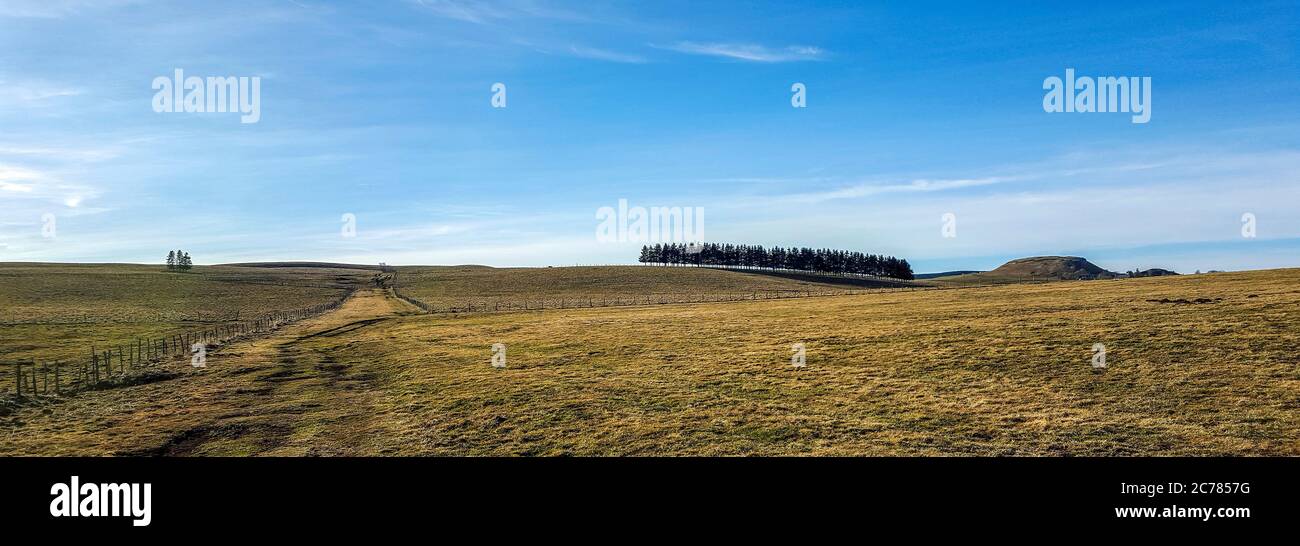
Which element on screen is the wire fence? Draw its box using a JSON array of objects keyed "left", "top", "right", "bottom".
[
  {"left": 2, "top": 289, "right": 355, "bottom": 397},
  {"left": 545, "top": 262, "right": 919, "bottom": 283},
  {"left": 390, "top": 280, "right": 1021, "bottom": 315},
  {"left": 5, "top": 274, "right": 1076, "bottom": 397}
]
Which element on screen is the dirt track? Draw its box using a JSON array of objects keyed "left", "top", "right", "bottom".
[{"left": 0, "top": 289, "right": 419, "bottom": 456}]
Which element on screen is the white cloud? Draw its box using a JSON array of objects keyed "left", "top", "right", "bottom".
[
  {"left": 658, "top": 42, "right": 825, "bottom": 62},
  {"left": 565, "top": 45, "right": 647, "bottom": 63},
  {"left": 0, "top": 161, "right": 102, "bottom": 212},
  {"left": 409, "top": 0, "right": 506, "bottom": 23},
  {"left": 358, "top": 222, "right": 472, "bottom": 241},
  {"left": 0, "top": 80, "right": 84, "bottom": 108},
  {"left": 0, "top": 0, "right": 140, "bottom": 19},
  {"left": 407, "top": 0, "right": 585, "bottom": 24},
  {"left": 0, "top": 145, "right": 120, "bottom": 162},
  {"left": 0, "top": 164, "right": 47, "bottom": 183},
  {"left": 778, "top": 176, "right": 1013, "bottom": 204},
  {"left": 706, "top": 148, "right": 1300, "bottom": 268}
]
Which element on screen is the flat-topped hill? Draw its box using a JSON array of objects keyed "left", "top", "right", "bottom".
[
  {"left": 989, "top": 256, "right": 1115, "bottom": 279},
  {"left": 931, "top": 256, "right": 1118, "bottom": 285}
]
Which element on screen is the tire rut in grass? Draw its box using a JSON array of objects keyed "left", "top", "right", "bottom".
[
  {"left": 126, "top": 421, "right": 293, "bottom": 456},
  {"left": 292, "top": 317, "right": 390, "bottom": 341},
  {"left": 145, "top": 290, "right": 402, "bottom": 456}
]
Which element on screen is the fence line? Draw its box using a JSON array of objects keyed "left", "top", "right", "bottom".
[
  {"left": 0, "top": 308, "right": 323, "bottom": 326},
  {"left": 7, "top": 277, "right": 1068, "bottom": 396},
  {"left": 4, "top": 289, "right": 356, "bottom": 397},
  {"left": 390, "top": 279, "right": 1032, "bottom": 316},
  {"left": 538, "top": 262, "right": 919, "bottom": 283}
]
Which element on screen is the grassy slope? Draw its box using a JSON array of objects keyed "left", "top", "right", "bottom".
[
  {"left": 929, "top": 271, "right": 1069, "bottom": 286},
  {"left": 3, "top": 269, "right": 1296, "bottom": 456},
  {"left": 394, "top": 265, "right": 885, "bottom": 308},
  {"left": 0, "top": 263, "right": 361, "bottom": 366},
  {"left": 329, "top": 269, "right": 1300, "bottom": 455},
  {"left": 698, "top": 267, "right": 920, "bottom": 288}
]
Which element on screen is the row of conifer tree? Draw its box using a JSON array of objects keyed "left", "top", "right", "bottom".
[{"left": 637, "top": 242, "right": 913, "bottom": 280}]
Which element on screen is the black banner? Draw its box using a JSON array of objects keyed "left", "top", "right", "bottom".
[{"left": 1, "top": 457, "right": 1288, "bottom": 536}]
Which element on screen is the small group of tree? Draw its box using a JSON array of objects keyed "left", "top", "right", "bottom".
[
  {"left": 1125, "top": 268, "right": 1178, "bottom": 278},
  {"left": 166, "top": 250, "right": 193, "bottom": 272},
  {"left": 638, "top": 242, "right": 914, "bottom": 280}
]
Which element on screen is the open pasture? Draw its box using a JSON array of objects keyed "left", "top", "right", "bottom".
[{"left": 2, "top": 267, "right": 1295, "bottom": 456}]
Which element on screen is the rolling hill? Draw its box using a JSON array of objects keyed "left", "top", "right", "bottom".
[
  {"left": 4, "top": 266, "right": 1297, "bottom": 456},
  {"left": 933, "top": 256, "right": 1118, "bottom": 285},
  {"left": 391, "top": 265, "right": 893, "bottom": 309},
  {"left": 0, "top": 263, "right": 361, "bottom": 366}
]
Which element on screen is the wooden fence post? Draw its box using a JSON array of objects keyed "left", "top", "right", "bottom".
[{"left": 13, "top": 362, "right": 20, "bottom": 395}]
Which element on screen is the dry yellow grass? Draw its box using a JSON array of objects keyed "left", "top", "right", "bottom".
[
  {"left": 1, "top": 268, "right": 1297, "bottom": 456},
  {"left": 0, "top": 289, "right": 416, "bottom": 455},
  {"left": 0, "top": 263, "right": 360, "bottom": 364},
  {"left": 395, "top": 265, "right": 881, "bottom": 309}
]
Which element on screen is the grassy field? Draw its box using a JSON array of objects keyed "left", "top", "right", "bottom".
[
  {"left": 0, "top": 263, "right": 362, "bottom": 367},
  {"left": 394, "top": 265, "right": 890, "bottom": 309},
  {"left": 2, "top": 266, "right": 1296, "bottom": 456}
]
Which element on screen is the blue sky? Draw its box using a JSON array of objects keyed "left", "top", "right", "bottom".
[{"left": 2, "top": 0, "right": 1298, "bottom": 273}]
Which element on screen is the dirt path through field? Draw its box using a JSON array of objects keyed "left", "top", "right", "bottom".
[{"left": 0, "top": 288, "right": 422, "bottom": 456}]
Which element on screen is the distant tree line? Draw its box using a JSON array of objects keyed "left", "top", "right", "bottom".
[
  {"left": 166, "top": 250, "right": 193, "bottom": 272},
  {"left": 1126, "top": 268, "right": 1177, "bottom": 278},
  {"left": 638, "top": 242, "right": 914, "bottom": 280}
]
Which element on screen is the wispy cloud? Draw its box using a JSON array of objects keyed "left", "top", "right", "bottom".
[
  {"left": 0, "top": 160, "right": 103, "bottom": 211},
  {"left": 658, "top": 41, "right": 825, "bottom": 62},
  {"left": 0, "top": 164, "right": 47, "bottom": 186},
  {"left": 780, "top": 176, "right": 1012, "bottom": 204},
  {"left": 564, "top": 45, "right": 647, "bottom": 63},
  {"left": 407, "top": 0, "right": 585, "bottom": 24},
  {"left": 0, "top": 80, "right": 83, "bottom": 104},
  {"left": 751, "top": 148, "right": 1300, "bottom": 208},
  {"left": 0, "top": 145, "right": 120, "bottom": 162},
  {"left": 0, "top": 0, "right": 139, "bottom": 18},
  {"left": 703, "top": 147, "right": 1300, "bottom": 269},
  {"left": 0, "top": 182, "right": 35, "bottom": 193},
  {"left": 408, "top": 0, "right": 507, "bottom": 23}
]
